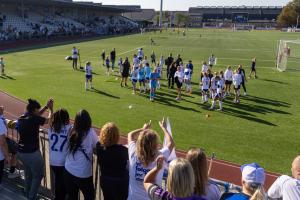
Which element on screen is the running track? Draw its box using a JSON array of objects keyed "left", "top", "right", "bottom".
[{"left": 0, "top": 90, "right": 280, "bottom": 189}]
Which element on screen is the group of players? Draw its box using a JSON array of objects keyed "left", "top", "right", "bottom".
[{"left": 70, "top": 46, "right": 257, "bottom": 110}]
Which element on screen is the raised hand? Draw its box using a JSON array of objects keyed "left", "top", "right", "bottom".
[
  {"left": 159, "top": 117, "right": 167, "bottom": 129},
  {"left": 155, "top": 155, "right": 165, "bottom": 170},
  {"left": 143, "top": 120, "right": 152, "bottom": 130}
]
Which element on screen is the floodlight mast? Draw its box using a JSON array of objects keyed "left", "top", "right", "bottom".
[{"left": 159, "top": 0, "right": 163, "bottom": 27}]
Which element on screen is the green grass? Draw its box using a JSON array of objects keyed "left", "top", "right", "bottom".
[{"left": 1, "top": 29, "right": 300, "bottom": 175}]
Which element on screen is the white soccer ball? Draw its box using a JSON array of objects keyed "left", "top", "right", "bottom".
[{"left": 128, "top": 105, "right": 133, "bottom": 109}]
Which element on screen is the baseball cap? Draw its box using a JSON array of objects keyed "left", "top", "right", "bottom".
[{"left": 241, "top": 163, "right": 265, "bottom": 185}]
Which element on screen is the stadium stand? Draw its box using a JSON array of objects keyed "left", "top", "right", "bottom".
[
  {"left": 0, "top": 0, "right": 140, "bottom": 42},
  {"left": 189, "top": 6, "right": 282, "bottom": 29}
]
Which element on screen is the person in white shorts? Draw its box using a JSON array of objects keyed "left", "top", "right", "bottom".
[{"left": 232, "top": 70, "right": 242, "bottom": 104}]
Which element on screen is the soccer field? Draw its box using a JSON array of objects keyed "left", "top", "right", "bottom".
[{"left": 1, "top": 29, "right": 300, "bottom": 174}]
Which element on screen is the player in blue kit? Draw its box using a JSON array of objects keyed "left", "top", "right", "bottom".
[
  {"left": 144, "top": 62, "right": 152, "bottom": 91},
  {"left": 149, "top": 69, "right": 158, "bottom": 101},
  {"left": 138, "top": 64, "right": 146, "bottom": 93}
]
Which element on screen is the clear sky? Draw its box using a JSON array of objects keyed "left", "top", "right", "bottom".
[{"left": 75, "top": 0, "right": 289, "bottom": 10}]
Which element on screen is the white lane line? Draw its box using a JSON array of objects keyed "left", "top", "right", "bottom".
[{"left": 118, "top": 45, "right": 145, "bottom": 56}]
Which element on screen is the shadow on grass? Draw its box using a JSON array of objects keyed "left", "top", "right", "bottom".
[
  {"left": 89, "top": 88, "right": 120, "bottom": 99},
  {"left": 245, "top": 95, "right": 290, "bottom": 108},
  {"left": 0, "top": 75, "right": 16, "bottom": 80},
  {"left": 261, "top": 78, "right": 289, "bottom": 85}
]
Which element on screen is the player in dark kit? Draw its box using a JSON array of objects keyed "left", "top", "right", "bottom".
[
  {"left": 101, "top": 50, "right": 105, "bottom": 66},
  {"left": 110, "top": 48, "right": 116, "bottom": 72},
  {"left": 249, "top": 57, "right": 257, "bottom": 79}
]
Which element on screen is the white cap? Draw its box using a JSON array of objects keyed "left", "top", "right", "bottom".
[{"left": 241, "top": 163, "right": 265, "bottom": 185}]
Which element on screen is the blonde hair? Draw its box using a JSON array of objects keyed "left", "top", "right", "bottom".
[
  {"left": 186, "top": 148, "right": 208, "bottom": 196},
  {"left": 136, "top": 129, "right": 159, "bottom": 166},
  {"left": 244, "top": 182, "right": 266, "bottom": 200},
  {"left": 167, "top": 158, "right": 195, "bottom": 198},
  {"left": 292, "top": 155, "right": 300, "bottom": 178},
  {"left": 99, "top": 122, "right": 120, "bottom": 148}
]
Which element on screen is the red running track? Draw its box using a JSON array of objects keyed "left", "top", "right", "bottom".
[{"left": 0, "top": 90, "right": 279, "bottom": 189}]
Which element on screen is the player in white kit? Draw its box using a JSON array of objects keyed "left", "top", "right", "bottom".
[
  {"left": 85, "top": 62, "right": 93, "bottom": 91},
  {"left": 233, "top": 70, "right": 242, "bottom": 103},
  {"left": 210, "top": 75, "right": 224, "bottom": 111},
  {"left": 200, "top": 73, "right": 210, "bottom": 103},
  {"left": 184, "top": 66, "right": 192, "bottom": 94},
  {"left": 155, "top": 63, "right": 162, "bottom": 89}
]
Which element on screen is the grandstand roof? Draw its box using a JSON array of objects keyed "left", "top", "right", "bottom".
[
  {"left": 2, "top": 0, "right": 141, "bottom": 13},
  {"left": 191, "top": 6, "right": 282, "bottom": 9}
]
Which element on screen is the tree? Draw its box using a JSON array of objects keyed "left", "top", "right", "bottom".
[
  {"left": 175, "top": 13, "right": 189, "bottom": 27},
  {"left": 278, "top": 0, "right": 300, "bottom": 27}
]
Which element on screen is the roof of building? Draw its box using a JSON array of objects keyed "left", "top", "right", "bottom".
[{"left": 2, "top": 0, "right": 141, "bottom": 13}]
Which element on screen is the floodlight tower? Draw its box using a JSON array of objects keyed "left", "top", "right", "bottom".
[{"left": 159, "top": 0, "right": 163, "bottom": 27}]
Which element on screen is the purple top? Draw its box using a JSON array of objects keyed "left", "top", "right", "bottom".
[{"left": 148, "top": 184, "right": 207, "bottom": 200}]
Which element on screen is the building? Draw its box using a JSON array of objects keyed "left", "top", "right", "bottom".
[{"left": 189, "top": 6, "right": 282, "bottom": 28}]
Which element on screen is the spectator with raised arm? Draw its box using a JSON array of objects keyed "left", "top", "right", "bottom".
[
  {"left": 186, "top": 148, "right": 221, "bottom": 200},
  {"left": 16, "top": 98, "right": 54, "bottom": 200},
  {"left": 96, "top": 122, "right": 129, "bottom": 200},
  {"left": 268, "top": 155, "right": 300, "bottom": 200},
  {"left": 127, "top": 118, "right": 175, "bottom": 200},
  {"left": 144, "top": 157, "right": 206, "bottom": 200}
]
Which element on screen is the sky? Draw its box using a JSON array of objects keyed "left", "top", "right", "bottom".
[{"left": 75, "top": 0, "right": 290, "bottom": 10}]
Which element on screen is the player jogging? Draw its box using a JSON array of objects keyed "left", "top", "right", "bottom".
[
  {"left": 174, "top": 66, "right": 184, "bottom": 100},
  {"left": 210, "top": 75, "right": 224, "bottom": 111},
  {"left": 233, "top": 70, "right": 242, "bottom": 103},
  {"left": 71, "top": 47, "right": 78, "bottom": 70},
  {"left": 249, "top": 57, "right": 257, "bottom": 79},
  {"left": 0, "top": 57, "right": 5, "bottom": 76},
  {"left": 149, "top": 69, "right": 158, "bottom": 101},
  {"left": 138, "top": 64, "right": 146, "bottom": 93},
  {"left": 224, "top": 66, "right": 233, "bottom": 96},
  {"left": 200, "top": 72, "right": 210, "bottom": 103},
  {"left": 85, "top": 62, "right": 93, "bottom": 91}
]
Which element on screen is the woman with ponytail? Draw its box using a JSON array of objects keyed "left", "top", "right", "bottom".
[
  {"left": 48, "top": 108, "right": 71, "bottom": 200},
  {"left": 220, "top": 163, "right": 267, "bottom": 200},
  {"left": 17, "top": 98, "right": 53, "bottom": 200},
  {"left": 64, "top": 110, "right": 98, "bottom": 200}
]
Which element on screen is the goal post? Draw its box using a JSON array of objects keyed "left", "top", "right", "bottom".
[{"left": 276, "top": 40, "right": 300, "bottom": 72}]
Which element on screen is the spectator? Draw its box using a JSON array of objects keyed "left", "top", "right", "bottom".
[
  {"left": 144, "top": 157, "right": 205, "bottom": 200},
  {"left": 268, "top": 155, "right": 300, "bottom": 200},
  {"left": 127, "top": 118, "right": 174, "bottom": 200},
  {"left": 16, "top": 98, "right": 54, "bottom": 200},
  {"left": 168, "top": 62, "right": 177, "bottom": 89},
  {"left": 186, "top": 148, "right": 221, "bottom": 200},
  {"left": 121, "top": 57, "right": 130, "bottom": 87},
  {"left": 110, "top": 48, "right": 116, "bottom": 72},
  {"left": 64, "top": 109, "right": 98, "bottom": 200},
  {"left": 48, "top": 108, "right": 71, "bottom": 200},
  {"left": 166, "top": 53, "right": 174, "bottom": 79},
  {"left": 220, "top": 163, "right": 266, "bottom": 200},
  {"left": 96, "top": 122, "right": 129, "bottom": 200},
  {"left": 175, "top": 54, "right": 182, "bottom": 66},
  {"left": 0, "top": 106, "right": 9, "bottom": 190}
]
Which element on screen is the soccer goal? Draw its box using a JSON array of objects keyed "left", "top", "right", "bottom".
[{"left": 276, "top": 40, "right": 300, "bottom": 72}]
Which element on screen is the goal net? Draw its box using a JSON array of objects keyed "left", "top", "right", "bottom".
[{"left": 276, "top": 40, "right": 300, "bottom": 72}]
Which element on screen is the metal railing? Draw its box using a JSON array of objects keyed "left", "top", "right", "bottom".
[{"left": 5, "top": 125, "right": 248, "bottom": 200}]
